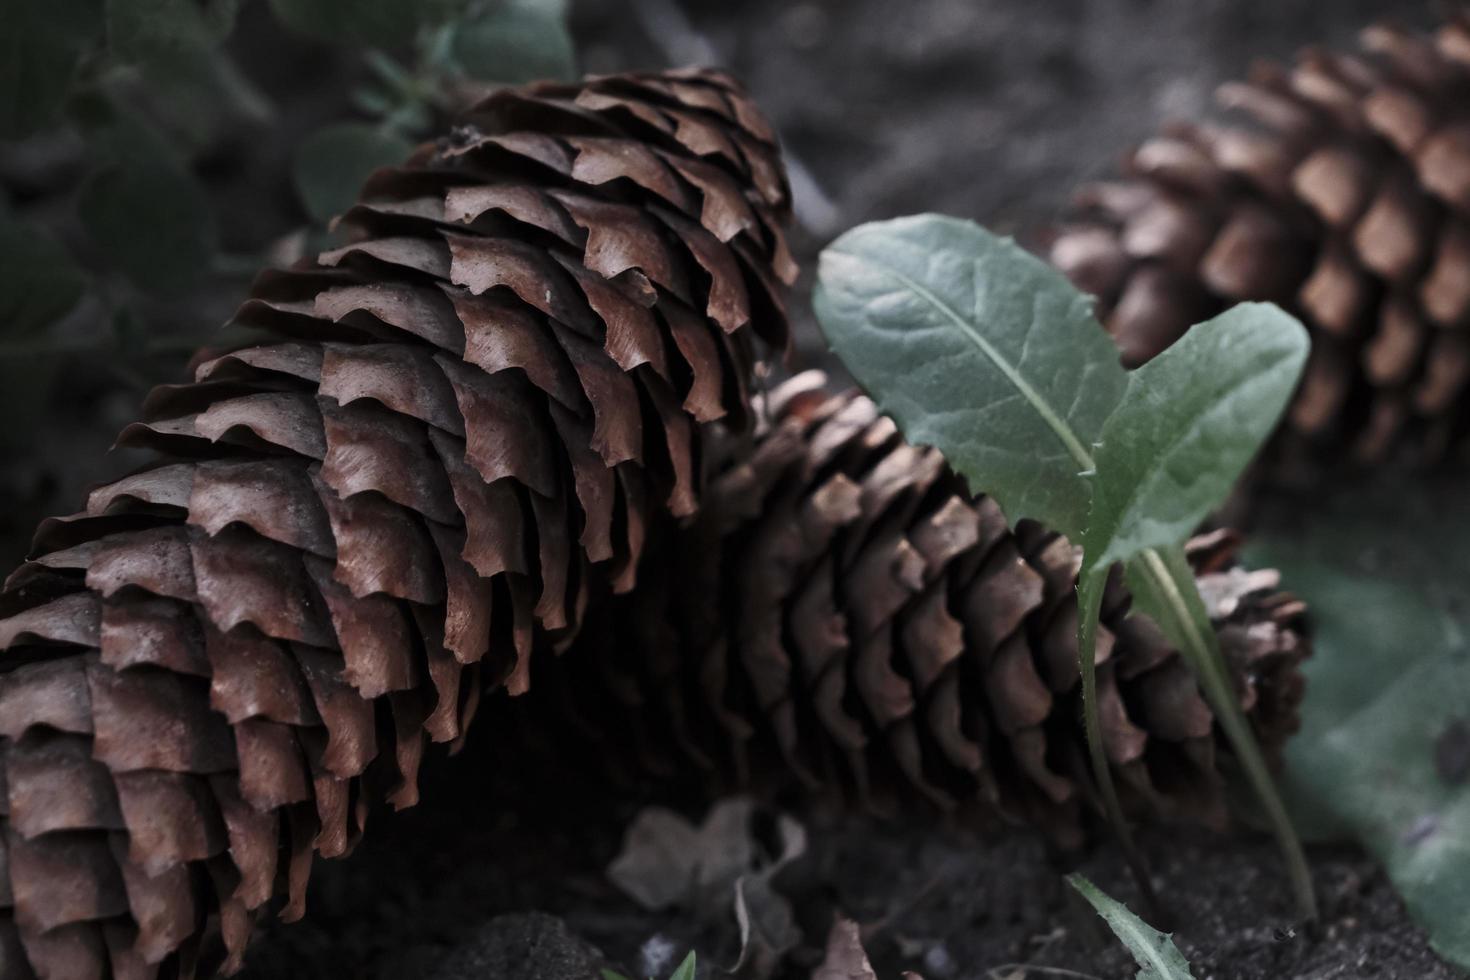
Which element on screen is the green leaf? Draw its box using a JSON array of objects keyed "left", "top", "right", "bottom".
[
  {"left": 1082, "top": 303, "right": 1308, "bottom": 573},
  {"left": 667, "top": 951, "right": 696, "bottom": 980},
  {"left": 0, "top": 0, "right": 104, "bottom": 137},
  {"left": 449, "top": 0, "right": 575, "bottom": 83},
  {"left": 106, "top": 0, "right": 239, "bottom": 65},
  {"left": 268, "top": 0, "right": 456, "bottom": 47},
  {"left": 0, "top": 217, "right": 87, "bottom": 336},
  {"left": 292, "top": 122, "right": 414, "bottom": 224},
  {"left": 598, "top": 972, "right": 631, "bottom": 980},
  {"left": 1246, "top": 477, "right": 1470, "bottom": 967},
  {"left": 1068, "top": 874, "right": 1195, "bottom": 980},
  {"left": 78, "top": 144, "right": 214, "bottom": 296},
  {"left": 813, "top": 214, "right": 1127, "bottom": 539}
]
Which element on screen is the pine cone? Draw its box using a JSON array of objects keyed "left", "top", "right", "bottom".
[
  {"left": 551, "top": 375, "right": 1310, "bottom": 847},
  {"left": 1049, "top": 15, "right": 1470, "bottom": 469},
  {"left": 0, "top": 68, "right": 794, "bottom": 980}
]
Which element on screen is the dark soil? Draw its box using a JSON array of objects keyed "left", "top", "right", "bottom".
[{"left": 234, "top": 718, "right": 1464, "bottom": 980}]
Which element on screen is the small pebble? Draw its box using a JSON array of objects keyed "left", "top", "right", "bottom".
[
  {"left": 639, "top": 934, "right": 677, "bottom": 978},
  {"left": 922, "top": 942, "right": 956, "bottom": 977}
]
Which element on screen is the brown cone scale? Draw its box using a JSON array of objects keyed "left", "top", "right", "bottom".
[
  {"left": 550, "top": 375, "right": 1310, "bottom": 847},
  {"left": 0, "top": 69, "right": 794, "bottom": 979},
  {"left": 1049, "top": 15, "right": 1470, "bottom": 471}
]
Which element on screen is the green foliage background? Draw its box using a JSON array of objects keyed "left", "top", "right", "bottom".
[{"left": 1247, "top": 477, "right": 1470, "bottom": 966}]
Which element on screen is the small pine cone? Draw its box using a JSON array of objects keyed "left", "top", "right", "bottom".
[
  {"left": 0, "top": 69, "right": 794, "bottom": 980},
  {"left": 554, "top": 375, "right": 1310, "bottom": 847},
  {"left": 1049, "top": 15, "right": 1470, "bottom": 469}
]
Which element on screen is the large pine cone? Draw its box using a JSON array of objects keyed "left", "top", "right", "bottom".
[
  {"left": 551, "top": 375, "right": 1310, "bottom": 848},
  {"left": 1050, "top": 15, "right": 1470, "bottom": 469},
  {"left": 0, "top": 69, "right": 794, "bottom": 980}
]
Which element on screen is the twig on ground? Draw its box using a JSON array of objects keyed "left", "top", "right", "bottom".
[{"left": 985, "top": 964, "right": 1106, "bottom": 980}]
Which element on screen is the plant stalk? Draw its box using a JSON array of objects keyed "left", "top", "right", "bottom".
[
  {"left": 1135, "top": 546, "right": 1317, "bottom": 920},
  {"left": 1076, "top": 570, "right": 1160, "bottom": 916}
]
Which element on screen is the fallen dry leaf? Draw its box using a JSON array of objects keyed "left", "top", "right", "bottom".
[
  {"left": 814, "top": 916, "right": 875, "bottom": 980},
  {"left": 608, "top": 798, "right": 807, "bottom": 978},
  {"left": 811, "top": 915, "right": 926, "bottom": 980},
  {"left": 607, "top": 798, "right": 803, "bottom": 912},
  {"left": 729, "top": 875, "right": 790, "bottom": 979}
]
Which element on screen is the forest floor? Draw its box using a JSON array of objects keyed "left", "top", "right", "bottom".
[{"left": 235, "top": 720, "right": 1463, "bottom": 980}]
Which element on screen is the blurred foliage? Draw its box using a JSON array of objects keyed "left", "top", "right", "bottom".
[
  {"left": 108, "top": 0, "right": 242, "bottom": 65},
  {"left": 292, "top": 121, "right": 413, "bottom": 223},
  {"left": 0, "top": 0, "right": 104, "bottom": 138},
  {"left": 0, "top": 0, "right": 575, "bottom": 379},
  {"left": 447, "top": 0, "right": 575, "bottom": 84},
  {"left": 76, "top": 105, "right": 218, "bottom": 296},
  {"left": 1246, "top": 476, "right": 1470, "bottom": 967},
  {"left": 0, "top": 216, "right": 86, "bottom": 335}
]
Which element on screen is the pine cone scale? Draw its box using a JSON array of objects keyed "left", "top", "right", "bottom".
[
  {"left": 9, "top": 833, "right": 128, "bottom": 934},
  {"left": 5, "top": 736, "right": 120, "bottom": 840}
]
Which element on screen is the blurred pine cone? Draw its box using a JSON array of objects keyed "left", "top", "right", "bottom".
[
  {"left": 550, "top": 375, "right": 1311, "bottom": 847},
  {"left": 0, "top": 68, "right": 794, "bottom": 980},
  {"left": 1050, "top": 16, "right": 1470, "bottom": 470}
]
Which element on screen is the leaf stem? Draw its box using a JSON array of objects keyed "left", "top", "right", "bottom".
[
  {"left": 1076, "top": 570, "right": 1159, "bottom": 915},
  {"left": 1135, "top": 546, "right": 1317, "bottom": 920}
]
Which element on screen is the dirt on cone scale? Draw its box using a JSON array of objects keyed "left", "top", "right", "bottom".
[
  {"left": 548, "top": 374, "right": 1311, "bottom": 848},
  {"left": 0, "top": 69, "right": 794, "bottom": 980},
  {"left": 1049, "top": 15, "right": 1470, "bottom": 472}
]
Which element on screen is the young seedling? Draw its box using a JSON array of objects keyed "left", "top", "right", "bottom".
[
  {"left": 814, "top": 214, "right": 1316, "bottom": 920},
  {"left": 1068, "top": 873, "right": 1195, "bottom": 979},
  {"left": 1076, "top": 305, "right": 1311, "bottom": 919}
]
